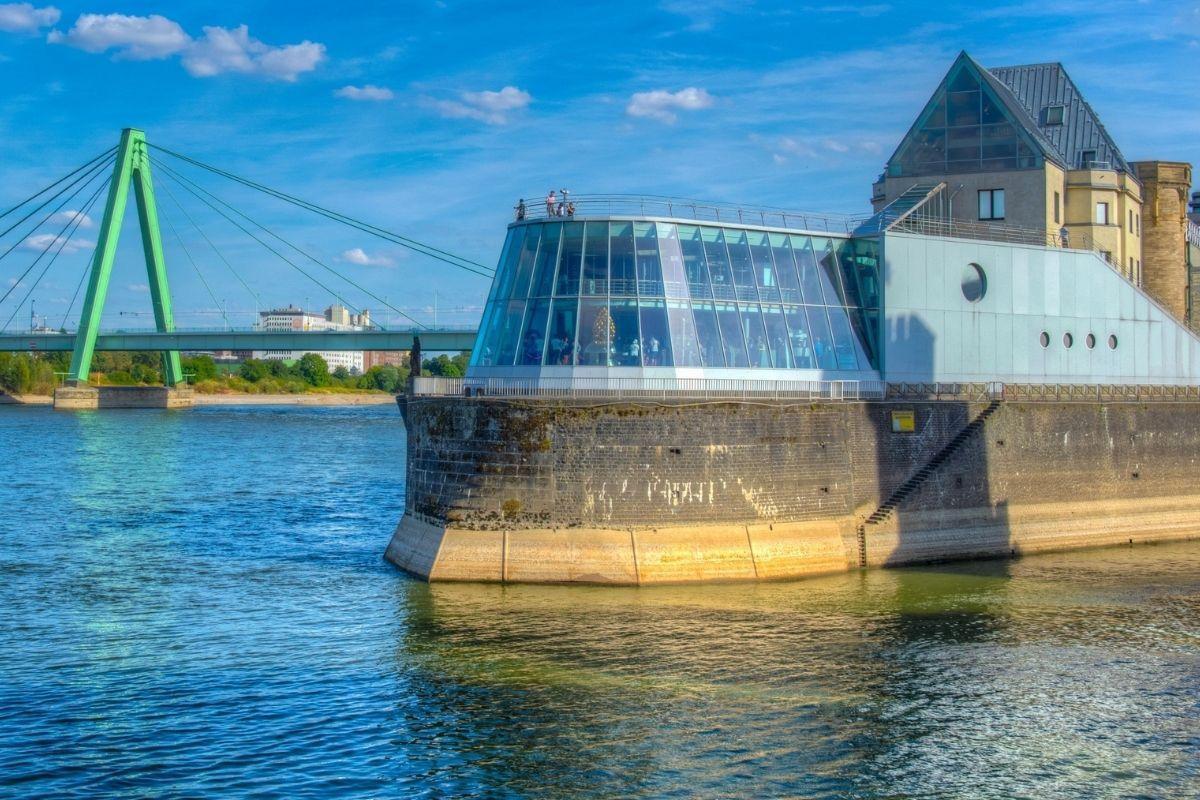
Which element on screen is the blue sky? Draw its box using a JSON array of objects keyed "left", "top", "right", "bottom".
[{"left": 1, "top": 0, "right": 1197, "bottom": 330}]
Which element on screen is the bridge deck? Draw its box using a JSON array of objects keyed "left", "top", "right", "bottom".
[{"left": 0, "top": 329, "right": 477, "bottom": 352}]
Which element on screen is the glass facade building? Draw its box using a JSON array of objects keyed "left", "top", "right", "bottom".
[{"left": 471, "top": 219, "right": 881, "bottom": 377}]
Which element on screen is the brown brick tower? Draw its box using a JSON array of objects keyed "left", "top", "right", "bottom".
[{"left": 1132, "top": 161, "right": 1193, "bottom": 323}]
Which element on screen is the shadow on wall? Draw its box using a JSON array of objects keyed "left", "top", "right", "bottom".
[{"left": 868, "top": 313, "right": 1011, "bottom": 571}]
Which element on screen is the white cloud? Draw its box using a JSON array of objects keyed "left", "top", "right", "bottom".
[
  {"left": 336, "top": 84, "right": 394, "bottom": 101},
  {"left": 0, "top": 2, "right": 59, "bottom": 33},
  {"left": 48, "top": 13, "right": 189, "bottom": 59},
  {"left": 625, "top": 87, "right": 714, "bottom": 123},
  {"left": 340, "top": 247, "right": 395, "bottom": 267},
  {"left": 822, "top": 138, "right": 850, "bottom": 153},
  {"left": 21, "top": 232, "right": 94, "bottom": 253},
  {"left": 430, "top": 86, "right": 531, "bottom": 125},
  {"left": 182, "top": 25, "right": 325, "bottom": 81},
  {"left": 49, "top": 209, "right": 94, "bottom": 228},
  {"left": 127, "top": 283, "right": 149, "bottom": 292},
  {"left": 46, "top": 14, "right": 324, "bottom": 80}
]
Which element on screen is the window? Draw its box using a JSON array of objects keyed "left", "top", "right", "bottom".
[
  {"left": 1039, "top": 331, "right": 1050, "bottom": 348},
  {"left": 1129, "top": 209, "right": 1134, "bottom": 231},
  {"left": 979, "top": 189, "right": 1005, "bottom": 220},
  {"left": 1086, "top": 333, "right": 1096, "bottom": 349},
  {"left": 1108, "top": 334, "right": 1118, "bottom": 349},
  {"left": 1136, "top": 214, "right": 1140, "bottom": 235},
  {"left": 961, "top": 263, "right": 987, "bottom": 302},
  {"left": 1054, "top": 191, "right": 1061, "bottom": 224},
  {"left": 1044, "top": 105, "right": 1065, "bottom": 125},
  {"left": 1063, "top": 332, "right": 1074, "bottom": 348},
  {"left": 1080, "top": 150, "right": 1096, "bottom": 168},
  {"left": 1095, "top": 202, "right": 1109, "bottom": 225}
]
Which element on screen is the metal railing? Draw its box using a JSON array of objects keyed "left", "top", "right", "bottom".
[
  {"left": 413, "top": 375, "right": 883, "bottom": 400},
  {"left": 1187, "top": 219, "right": 1200, "bottom": 248},
  {"left": 413, "top": 376, "right": 1200, "bottom": 403},
  {"left": 514, "top": 194, "right": 868, "bottom": 234},
  {"left": 889, "top": 215, "right": 1104, "bottom": 253}
]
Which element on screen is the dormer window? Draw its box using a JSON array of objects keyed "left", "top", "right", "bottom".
[{"left": 1044, "top": 105, "right": 1065, "bottom": 125}]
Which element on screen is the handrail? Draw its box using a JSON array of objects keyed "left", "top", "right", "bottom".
[
  {"left": 513, "top": 194, "right": 868, "bottom": 234},
  {"left": 414, "top": 376, "right": 1200, "bottom": 403}
]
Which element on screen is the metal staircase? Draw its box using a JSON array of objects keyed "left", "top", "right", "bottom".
[{"left": 856, "top": 400, "right": 1002, "bottom": 567}]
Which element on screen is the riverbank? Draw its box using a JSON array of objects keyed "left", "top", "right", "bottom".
[
  {"left": 1, "top": 391, "right": 396, "bottom": 407},
  {"left": 195, "top": 392, "right": 396, "bottom": 406}
]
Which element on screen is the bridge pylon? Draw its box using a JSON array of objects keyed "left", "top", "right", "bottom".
[{"left": 68, "top": 128, "right": 183, "bottom": 386}]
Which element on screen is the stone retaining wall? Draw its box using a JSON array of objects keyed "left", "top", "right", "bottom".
[{"left": 387, "top": 396, "right": 1200, "bottom": 584}]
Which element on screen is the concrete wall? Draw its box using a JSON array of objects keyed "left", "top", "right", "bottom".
[
  {"left": 386, "top": 395, "right": 1200, "bottom": 584},
  {"left": 875, "top": 168, "right": 1050, "bottom": 233},
  {"left": 880, "top": 232, "right": 1200, "bottom": 384}
]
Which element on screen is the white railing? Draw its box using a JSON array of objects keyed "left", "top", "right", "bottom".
[
  {"left": 1187, "top": 219, "right": 1200, "bottom": 248},
  {"left": 513, "top": 194, "right": 868, "bottom": 234},
  {"left": 412, "top": 375, "right": 883, "bottom": 400},
  {"left": 412, "top": 376, "right": 1200, "bottom": 403}
]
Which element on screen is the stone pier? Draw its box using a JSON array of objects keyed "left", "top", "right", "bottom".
[{"left": 53, "top": 385, "right": 195, "bottom": 410}]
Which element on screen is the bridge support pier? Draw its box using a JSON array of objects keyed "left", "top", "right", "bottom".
[{"left": 53, "top": 385, "right": 194, "bottom": 410}]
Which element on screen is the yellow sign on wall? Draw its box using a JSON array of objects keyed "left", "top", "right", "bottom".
[{"left": 892, "top": 410, "right": 915, "bottom": 433}]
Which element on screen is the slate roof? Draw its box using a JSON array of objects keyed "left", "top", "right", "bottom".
[{"left": 986, "top": 60, "right": 1130, "bottom": 173}]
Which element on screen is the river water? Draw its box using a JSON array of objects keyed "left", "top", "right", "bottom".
[{"left": 0, "top": 404, "right": 1197, "bottom": 798}]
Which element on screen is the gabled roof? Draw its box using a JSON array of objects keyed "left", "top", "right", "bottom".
[{"left": 987, "top": 61, "right": 1130, "bottom": 173}]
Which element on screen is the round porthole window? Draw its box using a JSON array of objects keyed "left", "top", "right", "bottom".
[
  {"left": 1086, "top": 333, "right": 1096, "bottom": 349},
  {"left": 961, "top": 263, "right": 987, "bottom": 303},
  {"left": 1108, "top": 334, "right": 1118, "bottom": 349},
  {"left": 1039, "top": 331, "right": 1050, "bottom": 348},
  {"left": 1063, "top": 332, "right": 1074, "bottom": 348}
]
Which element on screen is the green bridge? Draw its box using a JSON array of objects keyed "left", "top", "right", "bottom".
[
  {"left": 1, "top": 128, "right": 491, "bottom": 386},
  {"left": 0, "top": 328, "right": 477, "bottom": 353}
]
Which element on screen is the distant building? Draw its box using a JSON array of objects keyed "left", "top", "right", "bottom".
[
  {"left": 874, "top": 51, "right": 1143, "bottom": 281},
  {"left": 1133, "top": 162, "right": 1193, "bottom": 324},
  {"left": 363, "top": 350, "right": 410, "bottom": 371},
  {"left": 253, "top": 304, "right": 368, "bottom": 373}
]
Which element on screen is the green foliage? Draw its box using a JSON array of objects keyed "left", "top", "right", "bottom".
[
  {"left": 268, "top": 359, "right": 295, "bottom": 378},
  {"left": 239, "top": 359, "right": 269, "bottom": 382},
  {"left": 295, "top": 353, "right": 330, "bottom": 386},
  {"left": 0, "top": 353, "right": 62, "bottom": 395},
  {"left": 131, "top": 363, "right": 161, "bottom": 384},
  {"left": 332, "top": 365, "right": 350, "bottom": 381},
  {"left": 422, "top": 352, "right": 469, "bottom": 378},
  {"left": 357, "top": 364, "right": 407, "bottom": 393},
  {"left": 182, "top": 355, "right": 218, "bottom": 382}
]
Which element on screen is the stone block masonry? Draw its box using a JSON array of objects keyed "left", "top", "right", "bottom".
[
  {"left": 385, "top": 396, "right": 1200, "bottom": 584},
  {"left": 53, "top": 385, "right": 195, "bottom": 410}
]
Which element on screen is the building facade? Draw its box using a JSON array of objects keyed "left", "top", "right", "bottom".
[
  {"left": 873, "top": 52, "right": 1143, "bottom": 280},
  {"left": 253, "top": 304, "right": 369, "bottom": 373}
]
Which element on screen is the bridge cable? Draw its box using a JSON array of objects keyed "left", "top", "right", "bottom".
[
  {"left": 0, "top": 158, "right": 113, "bottom": 308},
  {"left": 0, "top": 152, "right": 115, "bottom": 255},
  {"left": 0, "top": 146, "right": 117, "bottom": 225},
  {"left": 1, "top": 176, "right": 110, "bottom": 333},
  {"left": 152, "top": 161, "right": 419, "bottom": 331},
  {"left": 155, "top": 175, "right": 261, "bottom": 312},
  {"left": 148, "top": 144, "right": 495, "bottom": 277},
  {"left": 156, "top": 194, "right": 231, "bottom": 330},
  {"left": 153, "top": 158, "right": 430, "bottom": 330}
]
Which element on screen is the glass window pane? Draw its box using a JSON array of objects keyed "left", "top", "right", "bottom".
[
  {"left": 492, "top": 226, "right": 525, "bottom": 302},
  {"left": 741, "top": 303, "right": 771, "bottom": 368},
  {"left": 494, "top": 300, "right": 526, "bottom": 366},
  {"left": 761, "top": 304, "right": 792, "bottom": 368},
  {"left": 635, "top": 222, "right": 664, "bottom": 298},
  {"left": 813, "top": 238, "right": 848, "bottom": 305},
  {"left": 791, "top": 235, "right": 825, "bottom": 304},
  {"left": 517, "top": 298, "right": 551, "bottom": 365},
  {"left": 826, "top": 306, "right": 861, "bottom": 371},
  {"left": 581, "top": 222, "right": 609, "bottom": 296},
  {"left": 993, "top": 189, "right": 1005, "bottom": 219},
  {"left": 948, "top": 68, "right": 979, "bottom": 93},
  {"left": 749, "top": 231, "right": 781, "bottom": 303},
  {"left": 925, "top": 94, "right": 947, "bottom": 127},
  {"left": 948, "top": 90, "right": 980, "bottom": 126},
  {"left": 555, "top": 222, "right": 583, "bottom": 296},
  {"left": 678, "top": 225, "right": 712, "bottom": 300},
  {"left": 691, "top": 301, "right": 724, "bottom": 367},
  {"left": 667, "top": 299, "right": 702, "bottom": 367},
  {"left": 981, "top": 93, "right": 1005, "bottom": 125},
  {"left": 609, "top": 222, "right": 636, "bottom": 296},
  {"left": 769, "top": 233, "right": 801, "bottom": 304},
  {"left": 511, "top": 225, "right": 541, "bottom": 299},
  {"left": 978, "top": 191, "right": 992, "bottom": 219},
  {"left": 658, "top": 223, "right": 689, "bottom": 299},
  {"left": 715, "top": 302, "right": 748, "bottom": 367},
  {"left": 726, "top": 229, "right": 758, "bottom": 301},
  {"left": 610, "top": 298, "right": 642, "bottom": 366},
  {"left": 807, "top": 306, "right": 838, "bottom": 369},
  {"left": 576, "top": 299, "right": 611, "bottom": 365},
  {"left": 638, "top": 299, "right": 672, "bottom": 367},
  {"left": 546, "top": 299, "right": 577, "bottom": 366},
  {"left": 530, "top": 223, "right": 561, "bottom": 297},
  {"left": 784, "top": 305, "right": 815, "bottom": 368},
  {"left": 702, "top": 227, "right": 735, "bottom": 300}
]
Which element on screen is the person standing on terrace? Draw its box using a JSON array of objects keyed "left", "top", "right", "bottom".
[
  {"left": 546, "top": 190, "right": 557, "bottom": 217},
  {"left": 515, "top": 199, "right": 526, "bottom": 221}
]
